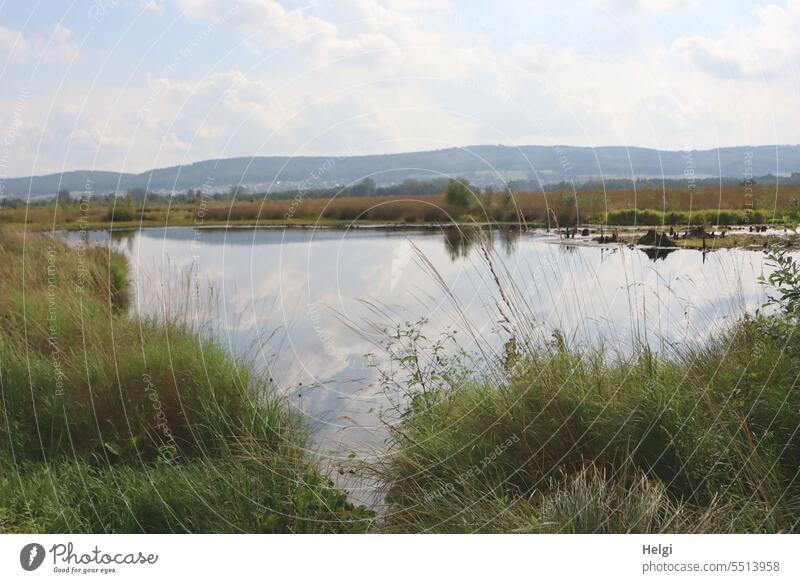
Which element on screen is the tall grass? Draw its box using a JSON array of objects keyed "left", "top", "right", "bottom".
[
  {"left": 372, "top": 235, "right": 800, "bottom": 533},
  {"left": 0, "top": 228, "right": 372, "bottom": 532}
]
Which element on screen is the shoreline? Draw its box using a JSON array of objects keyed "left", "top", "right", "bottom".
[{"left": 42, "top": 220, "right": 800, "bottom": 251}]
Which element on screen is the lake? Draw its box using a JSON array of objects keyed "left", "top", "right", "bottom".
[{"left": 64, "top": 226, "right": 780, "bottom": 476}]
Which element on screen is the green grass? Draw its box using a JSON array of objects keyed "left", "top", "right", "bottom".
[
  {"left": 0, "top": 228, "right": 372, "bottom": 533},
  {"left": 0, "top": 456, "right": 366, "bottom": 533},
  {"left": 602, "top": 208, "right": 795, "bottom": 226},
  {"left": 375, "top": 315, "right": 800, "bottom": 533}
]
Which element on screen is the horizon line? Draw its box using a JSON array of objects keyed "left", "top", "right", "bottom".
[{"left": 7, "top": 143, "right": 800, "bottom": 181}]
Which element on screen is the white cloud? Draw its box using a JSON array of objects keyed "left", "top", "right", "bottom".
[
  {"left": 4, "top": 0, "right": 800, "bottom": 177},
  {"left": 141, "top": 1, "right": 166, "bottom": 15},
  {"left": 0, "top": 24, "right": 79, "bottom": 65},
  {"left": 172, "top": 0, "right": 396, "bottom": 60},
  {"left": 673, "top": 0, "right": 800, "bottom": 79},
  {"left": 0, "top": 26, "right": 25, "bottom": 62},
  {"left": 595, "top": 0, "right": 696, "bottom": 13}
]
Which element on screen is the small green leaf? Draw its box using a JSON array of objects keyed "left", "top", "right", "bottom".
[{"left": 103, "top": 441, "right": 121, "bottom": 456}]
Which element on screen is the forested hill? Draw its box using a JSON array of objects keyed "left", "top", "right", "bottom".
[{"left": 4, "top": 144, "right": 800, "bottom": 197}]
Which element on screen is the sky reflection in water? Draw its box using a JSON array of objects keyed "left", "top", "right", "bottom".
[{"left": 71, "top": 227, "right": 775, "bottom": 460}]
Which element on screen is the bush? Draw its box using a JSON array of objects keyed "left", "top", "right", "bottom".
[
  {"left": 664, "top": 210, "right": 690, "bottom": 225},
  {"left": 104, "top": 207, "right": 136, "bottom": 222},
  {"left": 601, "top": 208, "right": 772, "bottom": 227}
]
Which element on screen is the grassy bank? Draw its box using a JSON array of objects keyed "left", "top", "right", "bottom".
[
  {"left": 378, "top": 318, "right": 800, "bottom": 533},
  {"left": 0, "top": 228, "right": 372, "bottom": 533},
  {"left": 374, "top": 247, "right": 800, "bottom": 533}
]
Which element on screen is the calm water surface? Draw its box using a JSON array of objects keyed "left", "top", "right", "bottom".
[{"left": 67, "top": 226, "right": 779, "bottom": 468}]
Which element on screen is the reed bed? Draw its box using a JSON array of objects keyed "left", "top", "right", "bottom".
[{"left": 2, "top": 183, "right": 798, "bottom": 229}]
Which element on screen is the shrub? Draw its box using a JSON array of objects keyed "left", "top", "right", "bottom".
[{"left": 104, "top": 206, "right": 136, "bottom": 222}]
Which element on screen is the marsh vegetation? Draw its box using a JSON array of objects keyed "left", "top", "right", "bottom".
[
  {"left": 0, "top": 228, "right": 372, "bottom": 533},
  {"left": 3, "top": 183, "right": 800, "bottom": 235},
  {"left": 1, "top": 223, "right": 799, "bottom": 533},
  {"left": 363, "top": 239, "right": 800, "bottom": 533}
]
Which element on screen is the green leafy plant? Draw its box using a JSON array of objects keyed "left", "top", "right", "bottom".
[{"left": 759, "top": 249, "right": 800, "bottom": 316}]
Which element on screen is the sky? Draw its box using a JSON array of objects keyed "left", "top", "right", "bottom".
[{"left": 0, "top": 0, "right": 798, "bottom": 176}]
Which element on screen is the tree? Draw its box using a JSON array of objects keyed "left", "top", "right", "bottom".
[
  {"left": 128, "top": 188, "right": 147, "bottom": 202},
  {"left": 56, "top": 189, "right": 72, "bottom": 205},
  {"left": 229, "top": 184, "right": 248, "bottom": 199},
  {"left": 351, "top": 178, "right": 376, "bottom": 197},
  {"left": 442, "top": 178, "right": 473, "bottom": 208}
]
